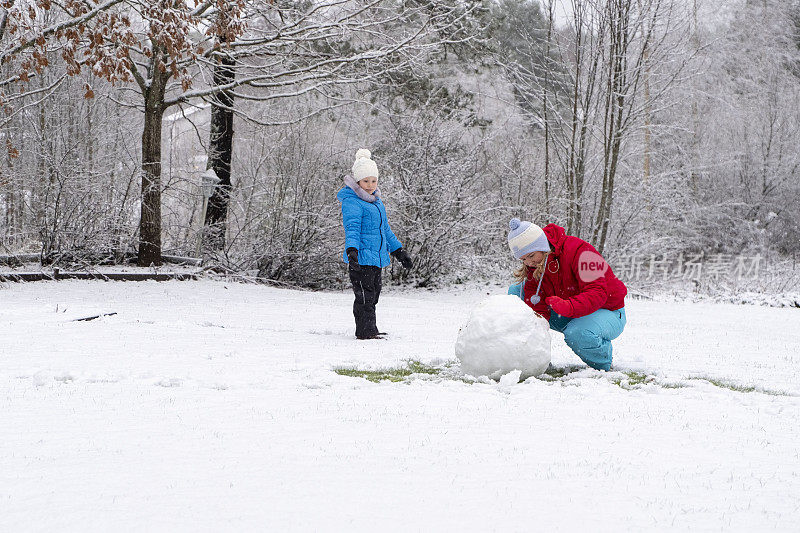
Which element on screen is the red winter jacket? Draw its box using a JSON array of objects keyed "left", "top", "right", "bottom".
[{"left": 523, "top": 224, "right": 627, "bottom": 321}]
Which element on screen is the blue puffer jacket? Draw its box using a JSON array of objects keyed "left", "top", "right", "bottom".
[{"left": 336, "top": 177, "right": 402, "bottom": 268}]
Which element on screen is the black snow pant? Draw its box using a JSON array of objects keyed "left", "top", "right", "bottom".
[{"left": 349, "top": 265, "right": 382, "bottom": 338}]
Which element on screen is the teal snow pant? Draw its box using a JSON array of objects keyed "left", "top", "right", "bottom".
[
  {"left": 507, "top": 282, "right": 625, "bottom": 371},
  {"left": 549, "top": 308, "right": 626, "bottom": 371}
]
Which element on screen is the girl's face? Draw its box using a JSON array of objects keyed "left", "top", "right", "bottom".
[
  {"left": 521, "top": 251, "right": 545, "bottom": 268},
  {"left": 359, "top": 176, "right": 378, "bottom": 194}
]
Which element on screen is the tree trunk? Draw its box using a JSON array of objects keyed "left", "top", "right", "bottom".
[
  {"left": 643, "top": 61, "right": 651, "bottom": 186},
  {"left": 542, "top": 0, "right": 554, "bottom": 217},
  {"left": 595, "top": 3, "right": 628, "bottom": 254},
  {"left": 566, "top": 24, "right": 583, "bottom": 236},
  {"left": 690, "top": 0, "right": 699, "bottom": 195},
  {"left": 203, "top": 46, "right": 235, "bottom": 252},
  {"left": 4, "top": 122, "right": 19, "bottom": 247},
  {"left": 36, "top": 74, "right": 48, "bottom": 236},
  {"left": 138, "top": 63, "right": 168, "bottom": 266}
]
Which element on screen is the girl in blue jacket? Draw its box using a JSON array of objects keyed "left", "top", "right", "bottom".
[{"left": 337, "top": 149, "right": 413, "bottom": 339}]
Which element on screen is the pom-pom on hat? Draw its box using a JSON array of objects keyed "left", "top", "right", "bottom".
[
  {"left": 352, "top": 148, "right": 379, "bottom": 182},
  {"left": 508, "top": 218, "right": 550, "bottom": 259}
]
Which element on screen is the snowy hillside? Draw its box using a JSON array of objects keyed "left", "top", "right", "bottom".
[{"left": 2, "top": 280, "right": 799, "bottom": 531}]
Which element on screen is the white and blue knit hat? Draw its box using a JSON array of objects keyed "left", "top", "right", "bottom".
[{"left": 508, "top": 218, "right": 550, "bottom": 259}]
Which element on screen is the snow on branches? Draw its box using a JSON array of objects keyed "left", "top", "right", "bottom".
[{"left": 0, "top": 0, "right": 248, "bottom": 98}]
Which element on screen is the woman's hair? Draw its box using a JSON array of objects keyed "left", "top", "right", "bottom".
[
  {"left": 513, "top": 243, "right": 554, "bottom": 283},
  {"left": 512, "top": 263, "right": 529, "bottom": 283},
  {"left": 512, "top": 248, "right": 553, "bottom": 283}
]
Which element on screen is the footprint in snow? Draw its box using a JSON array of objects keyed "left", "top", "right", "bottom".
[{"left": 155, "top": 378, "right": 182, "bottom": 388}]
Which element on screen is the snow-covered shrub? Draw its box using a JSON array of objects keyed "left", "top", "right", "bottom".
[{"left": 377, "top": 114, "right": 494, "bottom": 285}]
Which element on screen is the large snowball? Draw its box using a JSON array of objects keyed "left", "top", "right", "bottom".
[{"left": 455, "top": 295, "right": 551, "bottom": 380}]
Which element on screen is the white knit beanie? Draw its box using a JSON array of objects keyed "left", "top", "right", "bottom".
[{"left": 352, "top": 148, "right": 379, "bottom": 182}]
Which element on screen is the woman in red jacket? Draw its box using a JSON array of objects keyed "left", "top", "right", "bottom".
[{"left": 507, "top": 218, "right": 627, "bottom": 371}]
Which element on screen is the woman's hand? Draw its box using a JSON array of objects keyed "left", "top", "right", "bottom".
[
  {"left": 391, "top": 248, "right": 414, "bottom": 269},
  {"left": 346, "top": 247, "right": 361, "bottom": 271},
  {"left": 545, "top": 296, "right": 573, "bottom": 317}
]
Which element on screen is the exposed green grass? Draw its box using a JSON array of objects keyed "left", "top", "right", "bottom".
[
  {"left": 333, "top": 367, "right": 407, "bottom": 382},
  {"left": 609, "top": 372, "right": 792, "bottom": 395},
  {"left": 334, "top": 361, "right": 791, "bottom": 397},
  {"left": 542, "top": 364, "right": 585, "bottom": 379},
  {"left": 610, "top": 370, "right": 657, "bottom": 390},
  {"left": 661, "top": 383, "right": 689, "bottom": 389},
  {"left": 687, "top": 376, "right": 790, "bottom": 396},
  {"left": 542, "top": 367, "right": 688, "bottom": 391},
  {"left": 624, "top": 371, "right": 652, "bottom": 386},
  {"left": 333, "top": 360, "right": 448, "bottom": 383},
  {"left": 543, "top": 366, "right": 664, "bottom": 388}
]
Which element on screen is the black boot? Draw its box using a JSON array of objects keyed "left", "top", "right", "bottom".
[{"left": 349, "top": 265, "right": 382, "bottom": 339}]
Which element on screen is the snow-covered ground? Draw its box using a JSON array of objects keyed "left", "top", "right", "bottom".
[{"left": 2, "top": 280, "right": 799, "bottom": 531}]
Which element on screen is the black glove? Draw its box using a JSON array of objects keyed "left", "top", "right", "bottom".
[
  {"left": 391, "top": 248, "right": 414, "bottom": 269},
  {"left": 346, "top": 247, "right": 361, "bottom": 271}
]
